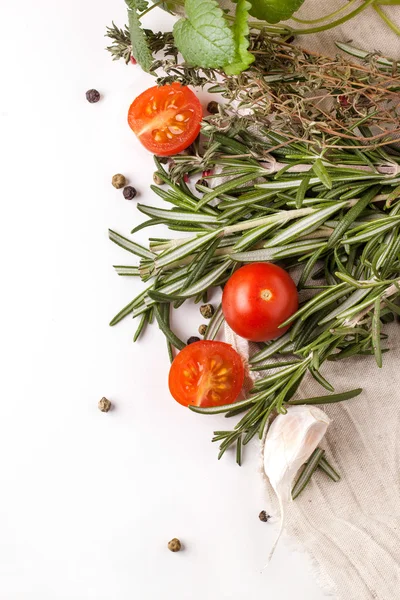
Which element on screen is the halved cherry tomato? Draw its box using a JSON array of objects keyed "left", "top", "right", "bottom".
[
  {"left": 168, "top": 341, "right": 245, "bottom": 408},
  {"left": 128, "top": 83, "right": 202, "bottom": 156},
  {"left": 222, "top": 263, "right": 298, "bottom": 342}
]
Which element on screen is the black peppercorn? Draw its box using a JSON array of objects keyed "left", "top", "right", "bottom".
[
  {"left": 259, "top": 511, "right": 270, "bottom": 522},
  {"left": 123, "top": 186, "right": 137, "bottom": 200},
  {"left": 86, "top": 89, "right": 100, "bottom": 103},
  {"left": 187, "top": 336, "right": 200, "bottom": 345},
  {"left": 155, "top": 156, "right": 169, "bottom": 164},
  {"left": 180, "top": 146, "right": 193, "bottom": 156},
  {"left": 200, "top": 304, "right": 214, "bottom": 319},
  {"left": 196, "top": 179, "right": 209, "bottom": 188},
  {"left": 207, "top": 101, "right": 219, "bottom": 114}
]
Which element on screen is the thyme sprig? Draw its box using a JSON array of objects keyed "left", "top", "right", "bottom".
[
  {"left": 105, "top": 22, "right": 175, "bottom": 64},
  {"left": 155, "top": 33, "right": 400, "bottom": 152}
]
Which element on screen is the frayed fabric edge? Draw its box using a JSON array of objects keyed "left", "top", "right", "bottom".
[{"left": 259, "top": 433, "right": 338, "bottom": 598}]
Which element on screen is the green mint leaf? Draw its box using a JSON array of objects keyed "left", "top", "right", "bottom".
[
  {"left": 125, "top": 0, "right": 149, "bottom": 10},
  {"left": 127, "top": 7, "right": 153, "bottom": 72},
  {"left": 247, "top": 0, "right": 305, "bottom": 23},
  {"left": 173, "top": 0, "right": 235, "bottom": 68},
  {"left": 224, "top": 0, "right": 255, "bottom": 75}
]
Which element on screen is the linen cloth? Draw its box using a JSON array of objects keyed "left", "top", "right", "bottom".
[{"left": 219, "top": 2, "right": 400, "bottom": 598}]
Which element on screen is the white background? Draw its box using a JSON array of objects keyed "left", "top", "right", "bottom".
[{"left": 0, "top": 2, "right": 327, "bottom": 598}]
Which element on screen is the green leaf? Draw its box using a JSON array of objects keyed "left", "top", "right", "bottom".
[
  {"left": 309, "top": 367, "right": 335, "bottom": 392},
  {"left": 246, "top": 0, "right": 305, "bottom": 24},
  {"left": 236, "top": 436, "right": 242, "bottom": 466},
  {"left": 204, "top": 303, "right": 225, "bottom": 341},
  {"left": 295, "top": 174, "right": 311, "bottom": 208},
  {"left": 127, "top": 5, "right": 153, "bottom": 73},
  {"left": 173, "top": 0, "right": 235, "bottom": 68},
  {"left": 232, "top": 221, "right": 278, "bottom": 251},
  {"left": 155, "top": 230, "right": 220, "bottom": 269},
  {"left": 153, "top": 304, "right": 186, "bottom": 350},
  {"left": 327, "top": 185, "right": 380, "bottom": 249},
  {"left": 196, "top": 171, "right": 263, "bottom": 210},
  {"left": 125, "top": 0, "right": 148, "bottom": 10},
  {"left": 372, "top": 296, "right": 383, "bottom": 368},
  {"left": 312, "top": 159, "right": 332, "bottom": 190},
  {"left": 383, "top": 298, "right": 400, "bottom": 317},
  {"left": 133, "top": 311, "right": 149, "bottom": 342},
  {"left": 179, "top": 260, "right": 231, "bottom": 297},
  {"left": 263, "top": 202, "right": 346, "bottom": 248},
  {"left": 318, "top": 456, "right": 340, "bottom": 482},
  {"left": 189, "top": 396, "right": 256, "bottom": 415},
  {"left": 147, "top": 290, "right": 182, "bottom": 303},
  {"left": 250, "top": 332, "right": 292, "bottom": 364},
  {"left": 113, "top": 265, "right": 140, "bottom": 276},
  {"left": 109, "top": 229, "right": 155, "bottom": 259},
  {"left": 109, "top": 287, "right": 151, "bottom": 326},
  {"left": 231, "top": 239, "right": 326, "bottom": 263},
  {"left": 279, "top": 282, "right": 349, "bottom": 327},
  {"left": 287, "top": 388, "right": 362, "bottom": 405},
  {"left": 335, "top": 42, "right": 395, "bottom": 68},
  {"left": 137, "top": 204, "right": 219, "bottom": 224},
  {"left": 224, "top": 0, "right": 255, "bottom": 75},
  {"left": 180, "top": 238, "right": 221, "bottom": 294},
  {"left": 318, "top": 287, "right": 371, "bottom": 325},
  {"left": 292, "top": 448, "right": 324, "bottom": 500},
  {"left": 385, "top": 184, "right": 400, "bottom": 209}
]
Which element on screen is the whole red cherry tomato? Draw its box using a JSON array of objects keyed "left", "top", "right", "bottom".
[
  {"left": 168, "top": 341, "right": 244, "bottom": 408},
  {"left": 128, "top": 83, "right": 202, "bottom": 156},
  {"left": 222, "top": 263, "right": 298, "bottom": 342}
]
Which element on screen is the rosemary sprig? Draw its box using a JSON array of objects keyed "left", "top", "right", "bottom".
[{"left": 108, "top": 38, "right": 400, "bottom": 464}]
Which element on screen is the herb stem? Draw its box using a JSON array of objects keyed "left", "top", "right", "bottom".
[
  {"left": 373, "top": 4, "right": 400, "bottom": 36},
  {"left": 292, "top": 0, "right": 358, "bottom": 24},
  {"left": 139, "top": 0, "right": 167, "bottom": 19},
  {"left": 290, "top": 0, "right": 375, "bottom": 35}
]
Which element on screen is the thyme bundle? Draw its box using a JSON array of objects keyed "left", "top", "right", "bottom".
[
  {"left": 109, "top": 36, "right": 400, "bottom": 464},
  {"left": 107, "top": 1, "right": 400, "bottom": 73}
]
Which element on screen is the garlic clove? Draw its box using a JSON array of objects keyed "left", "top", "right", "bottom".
[{"left": 263, "top": 405, "right": 330, "bottom": 562}]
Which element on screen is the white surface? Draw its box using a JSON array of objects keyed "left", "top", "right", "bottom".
[{"left": 0, "top": 2, "right": 327, "bottom": 598}]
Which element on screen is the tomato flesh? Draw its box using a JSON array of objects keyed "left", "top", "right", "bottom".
[
  {"left": 128, "top": 83, "right": 202, "bottom": 156},
  {"left": 168, "top": 341, "right": 245, "bottom": 408},
  {"left": 222, "top": 263, "right": 299, "bottom": 342}
]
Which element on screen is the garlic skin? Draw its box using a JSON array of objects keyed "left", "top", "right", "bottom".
[
  {"left": 223, "top": 322, "right": 259, "bottom": 396},
  {"left": 263, "top": 405, "right": 330, "bottom": 561}
]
